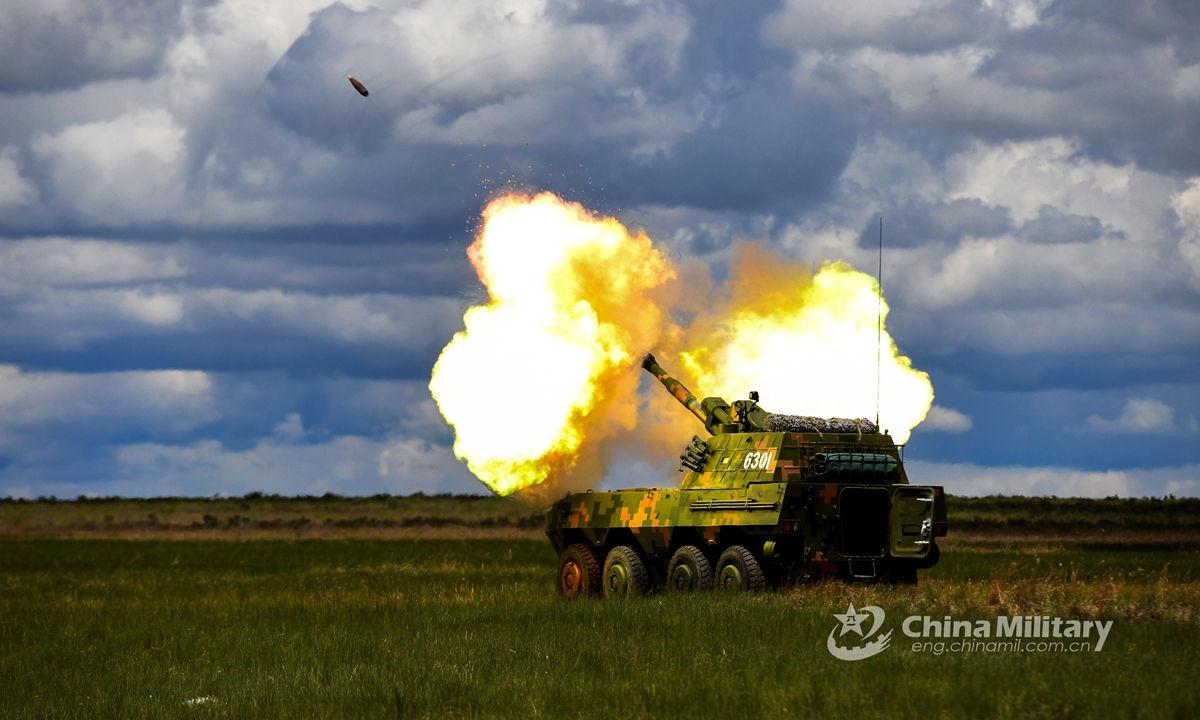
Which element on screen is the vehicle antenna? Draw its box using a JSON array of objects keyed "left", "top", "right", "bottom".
[{"left": 876, "top": 216, "right": 883, "bottom": 430}]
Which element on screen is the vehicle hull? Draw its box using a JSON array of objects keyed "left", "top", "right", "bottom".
[{"left": 546, "top": 480, "right": 946, "bottom": 587}]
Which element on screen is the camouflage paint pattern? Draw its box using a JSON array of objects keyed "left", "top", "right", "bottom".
[{"left": 545, "top": 355, "right": 948, "bottom": 589}]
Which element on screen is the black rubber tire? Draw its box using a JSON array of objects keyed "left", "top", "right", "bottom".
[
  {"left": 558, "top": 543, "right": 602, "bottom": 600},
  {"left": 602, "top": 545, "right": 652, "bottom": 598},
  {"left": 716, "top": 545, "right": 766, "bottom": 592},
  {"left": 667, "top": 545, "right": 714, "bottom": 593}
]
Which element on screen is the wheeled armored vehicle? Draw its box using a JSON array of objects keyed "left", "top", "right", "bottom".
[{"left": 545, "top": 354, "right": 947, "bottom": 598}]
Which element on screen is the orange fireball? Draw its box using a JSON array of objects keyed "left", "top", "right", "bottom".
[{"left": 429, "top": 193, "right": 674, "bottom": 495}]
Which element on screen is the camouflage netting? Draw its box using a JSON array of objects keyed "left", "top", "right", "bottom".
[{"left": 764, "top": 414, "right": 878, "bottom": 434}]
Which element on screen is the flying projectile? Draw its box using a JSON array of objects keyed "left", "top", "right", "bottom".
[{"left": 348, "top": 76, "right": 369, "bottom": 97}]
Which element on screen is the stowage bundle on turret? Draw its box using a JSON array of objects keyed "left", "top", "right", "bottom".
[
  {"left": 765, "top": 415, "right": 877, "bottom": 434},
  {"left": 543, "top": 353, "right": 947, "bottom": 600}
]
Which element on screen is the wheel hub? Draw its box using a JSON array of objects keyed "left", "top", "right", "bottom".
[
  {"left": 606, "top": 563, "right": 628, "bottom": 595},
  {"left": 671, "top": 564, "right": 695, "bottom": 592},
  {"left": 719, "top": 565, "right": 743, "bottom": 591},
  {"left": 561, "top": 561, "right": 581, "bottom": 598}
]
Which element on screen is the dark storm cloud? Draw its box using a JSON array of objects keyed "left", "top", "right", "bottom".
[
  {"left": 1017, "top": 206, "right": 1112, "bottom": 245},
  {"left": 0, "top": 0, "right": 188, "bottom": 93},
  {"left": 250, "top": 0, "right": 850, "bottom": 220},
  {"left": 856, "top": 199, "right": 1013, "bottom": 248}
]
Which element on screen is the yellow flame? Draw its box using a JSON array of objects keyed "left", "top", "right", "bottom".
[
  {"left": 677, "top": 243, "right": 933, "bottom": 444},
  {"left": 432, "top": 199, "right": 936, "bottom": 496},
  {"left": 428, "top": 193, "right": 674, "bottom": 495}
]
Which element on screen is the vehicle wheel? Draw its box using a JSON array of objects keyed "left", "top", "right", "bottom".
[
  {"left": 667, "top": 545, "right": 714, "bottom": 593},
  {"left": 716, "top": 545, "right": 766, "bottom": 592},
  {"left": 558, "top": 543, "right": 602, "bottom": 600},
  {"left": 603, "top": 545, "right": 651, "bottom": 598}
]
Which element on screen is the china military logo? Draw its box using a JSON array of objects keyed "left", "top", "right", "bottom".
[{"left": 827, "top": 603, "right": 892, "bottom": 661}]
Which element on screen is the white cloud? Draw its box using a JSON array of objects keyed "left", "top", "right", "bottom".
[
  {"left": 0, "top": 373, "right": 485, "bottom": 498},
  {"left": 272, "top": 412, "right": 306, "bottom": 443},
  {"left": 908, "top": 460, "right": 1156, "bottom": 497},
  {"left": 0, "top": 366, "right": 217, "bottom": 439},
  {"left": 917, "top": 405, "right": 972, "bottom": 432},
  {"left": 0, "top": 238, "right": 186, "bottom": 288},
  {"left": 839, "top": 46, "right": 1058, "bottom": 126},
  {"left": 190, "top": 288, "right": 463, "bottom": 346},
  {"left": 0, "top": 272, "right": 463, "bottom": 352},
  {"left": 382, "top": 0, "right": 692, "bottom": 100},
  {"left": 983, "top": 0, "right": 1053, "bottom": 29},
  {"left": 764, "top": 0, "right": 967, "bottom": 49},
  {"left": 1172, "top": 63, "right": 1200, "bottom": 101},
  {"left": 1172, "top": 177, "right": 1200, "bottom": 292},
  {"left": 165, "top": 0, "right": 334, "bottom": 115},
  {"left": 116, "top": 432, "right": 480, "bottom": 496},
  {"left": 1085, "top": 398, "right": 1198, "bottom": 435},
  {"left": 378, "top": 437, "right": 470, "bottom": 487},
  {"left": 900, "top": 303, "right": 1200, "bottom": 357},
  {"left": 779, "top": 135, "right": 1200, "bottom": 359},
  {"left": 0, "top": 146, "right": 36, "bottom": 207},
  {"left": 944, "top": 138, "right": 1174, "bottom": 232},
  {"left": 32, "top": 109, "right": 187, "bottom": 224},
  {"left": 1164, "top": 477, "right": 1200, "bottom": 498},
  {"left": 119, "top": 289, "right": 185, "bottom": 326}
]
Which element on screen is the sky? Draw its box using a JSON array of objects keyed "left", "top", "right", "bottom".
[{"left": 0, "top": 0, "right": 1198, "bottom": 499}]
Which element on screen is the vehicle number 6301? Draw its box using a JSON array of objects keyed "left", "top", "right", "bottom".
[{"left": 742, "top": 450, "right": 775, "bottom": 470}]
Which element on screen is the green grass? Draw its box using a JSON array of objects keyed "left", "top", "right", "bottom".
[
  {"left": 946, "top": 496, "right": 1200, "bottom": 534},
  {"left": 2, "top": 538, "right": 1199, "bottom": 719},
  {"left": 0, "top": 494, "right": 544, "bottom": 537},
  {"left": 5, "top": 493, "right": 1200, "bottom": 539}
]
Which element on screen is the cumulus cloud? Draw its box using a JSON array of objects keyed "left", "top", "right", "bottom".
[
  {"left": 119, "top": 289, "right": 186, "bottom": 326},
  {"left": 0, "top": 147, "right": 36, "bottom": 207},
  {"left": 266, "top": 0, "right": 694, "bottom": 147},
  {"left": 1085, "top": 398, "right": 1199, "bottom": 435},
  {"left": 908, "top": 460, "right": 1136, "bottom": 498},
  {"left": 0, "top": 365, "right": 217, "bottom": 441},
  {"left": 0, "top": 235, "right": 466, "bottom": 371},
  {"left": 781, "top": 135, "right": 1200, "bottom": 368},
  {"left": 32, "top": 109, "right": 187, "bottom": 224},
  {"left": 917, "top": 405, "right": 973, "bottom": 433},
  {"left": 272, "top": 412, "right": 306, "bottom": 443},
  {"left": 114, "top": 432, "right": 479, "bottom": 497},
  {"left": 1173, "top": 178, "right": 1200, "bottom": 291},
  {"left": 764, "top": 0, "right": 983, "bottom": 51},
  {"left": 0, "top": 373, "right": 472, "bottom": 497},
  {"left": 0, "top": 238, "right": 186, "bottom": 287},
  {"left": 908, "top": 460, "right": 1200, "bottom": 499}
]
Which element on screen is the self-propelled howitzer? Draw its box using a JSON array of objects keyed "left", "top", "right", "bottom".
[{"left": 545, "top": 354, "right": 947, "bottom": 598}]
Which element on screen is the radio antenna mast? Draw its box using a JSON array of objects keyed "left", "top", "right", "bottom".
[{"left": 876, "top": 217, "right": 883, "bottom": 430}]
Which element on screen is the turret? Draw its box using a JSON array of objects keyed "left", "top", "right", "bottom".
[{"left": 640, "top": 353, "right": 879, "bottom": 436}]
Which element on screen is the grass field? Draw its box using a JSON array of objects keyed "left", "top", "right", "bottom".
[
  {"left": 3, "top": 493, "right": 1199, "bottom": 539},
  {"left": 2, "top": 496, "right": 1199, "bottom": 718},
  {"left": 0, "top": 494, "right": 544, "bottom": 539}
]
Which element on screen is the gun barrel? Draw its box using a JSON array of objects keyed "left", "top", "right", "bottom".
[{"left": 641, "top": 353, "right": 708, "bottom": 425}]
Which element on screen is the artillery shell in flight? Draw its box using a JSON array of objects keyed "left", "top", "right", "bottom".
[{"left": 348, "top": 76, "right": 369, "bottom": 97}]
